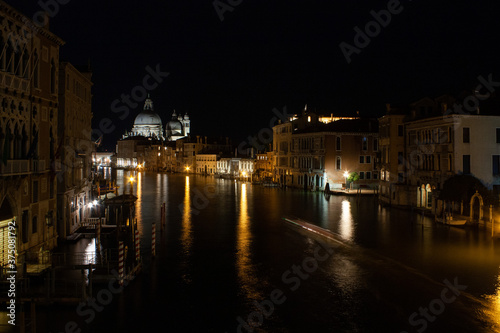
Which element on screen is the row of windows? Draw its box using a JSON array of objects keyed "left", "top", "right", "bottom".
[
  {"left": 463, "top": 128, "right": 500, "bottom": 144},
  {"left": 359, "top": 155, "right": 372, "bottom": 164},
  {"left": 409, "top": 127, "right": 451, "bottom": 145},
  {"left": 463, "top": 155, "right": 500, "bottom": 176}
]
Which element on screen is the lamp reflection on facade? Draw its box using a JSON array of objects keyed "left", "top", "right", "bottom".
[
  {"left": 339, "top": 200, "right": 353, "bottom": 241},
  {"left": 236, "top": 183, "right": 261, "bottom": 300}
]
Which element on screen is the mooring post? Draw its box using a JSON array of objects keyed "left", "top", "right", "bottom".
[
  {"left": 118, "top": 241, "right": 124, "bottom": 285},
  {"left": 152, "top": 223, "right": 156, "bottom": 258}
]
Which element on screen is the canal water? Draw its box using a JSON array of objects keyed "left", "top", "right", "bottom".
[{"left": 38, "top": 171, "right": 500, "bottom": 333}]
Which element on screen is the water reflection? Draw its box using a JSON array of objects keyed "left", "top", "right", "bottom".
[
  {"left": 339, "top": 200, "right": 353, "bottom": 241},
  {"left": 236, "top": 183, "right": 261, "bottom": 300},
  {"left": 181, "top": 176, "right": 193, "bottom": 254},
  {"left": 483, "top": 270, "right": 500, "bottom": 330},
  {"left": 84, "top": 237, "right": 97, "bottom": 265},
  {"left": 136, "top": 172, "right": 143, "bottom": 234}
]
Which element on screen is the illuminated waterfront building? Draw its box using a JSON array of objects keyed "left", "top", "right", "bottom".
[
  {"left": 272, "top": 107, "right": 379, "bottom": 190},
  {"left": 378, "top": 93, "right": 500, "bottom": 215}
]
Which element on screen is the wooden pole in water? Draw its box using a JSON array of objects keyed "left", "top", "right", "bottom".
[
  {"left": 152, "top": 223, "right": 156, "bottom": 258},
  {"left": 118, "top": 241, "right": 124, "bottom": 285},
  {"left": 135, "top": 229, "right": 140, "bottom": 263}
]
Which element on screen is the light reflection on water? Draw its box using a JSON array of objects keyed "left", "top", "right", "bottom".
[
  {"left": 181, "top": 176, "right": 193, "bottom": 256},
  {"left": 237, "top": 183, "right": 262, "bottom": 301},
  {"left": 339, "top": 199, "right": 353, "bottom": 241},
  {"left": 103, "top": 173, "right": 500, "bottom": 332},
  {"left": 135, "top": 171, "right": 143, "bottom": 234},
  {"left": 482, "top": 270, "right": 500, "bottom": 330}
]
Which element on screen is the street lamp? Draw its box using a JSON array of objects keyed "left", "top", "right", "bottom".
[
  {"left": 185, "top": 166, "right": 190, "bottom": 173},
  {"left": 343, "top": 171, "right": 349, "bottom": 190},
  {"left": 129, "top": 176, "right": 135, "bottom": 195},
  {"left": 242, "top": 171, "right": 247, "bottom": 182}
]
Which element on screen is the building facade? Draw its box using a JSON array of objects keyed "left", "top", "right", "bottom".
[
  {"left": 379, "top": 94, "right": 500, "bottom": 214},
  {"left": 0, "top": 2, "right": 64, "bottom": 273},
  {"left": 272, "top": 110, "right": 379, "bottom": 191},
  {"left": 57, "top": 62, "right": 94, "bottom": 239}
]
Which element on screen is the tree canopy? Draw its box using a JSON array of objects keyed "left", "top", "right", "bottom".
[{"left": 439, "top": 175, "right": 498, "bottom": 205}]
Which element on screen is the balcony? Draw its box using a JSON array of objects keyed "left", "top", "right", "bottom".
[
  {"left": 0, "top": 160, "right": 30, "bottom": 175},
  {"left": 0, "top": 73, "right": 30, "bottom": 93}
]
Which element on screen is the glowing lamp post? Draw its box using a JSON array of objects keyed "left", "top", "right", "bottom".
[
  {"left": 129, "top": 176, "right": 135, "bottom": 195},
  {"left": 343, "top": 171, "right": 349, "bottom": 190},
  {"left": 185, "top": 166, "right": 190, "bottom": 173}
]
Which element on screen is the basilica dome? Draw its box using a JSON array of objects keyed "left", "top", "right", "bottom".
[
  {"left": 134, "top": 110, "right": 162, "bottom": 127},
  {"left": 130, "top": 96, "right": 164, "bottom": 138},
  {"left": 133, "top": 97, "right": 162, "bottom": 127}
]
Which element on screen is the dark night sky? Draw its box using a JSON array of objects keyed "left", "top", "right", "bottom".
[{"left": 6, "top": 0, "right": 500, "bottom": 150}]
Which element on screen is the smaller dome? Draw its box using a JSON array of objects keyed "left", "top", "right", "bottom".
[
  {"left": 167, "top": 119, "right": 183, "bottom": 133},
  {"left": 184, "top": 113, "right": 189, "bottom": 120}
]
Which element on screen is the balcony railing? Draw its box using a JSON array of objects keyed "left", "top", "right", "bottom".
[
  {"left": 0, "top": 73, "right": 30, "bottom": 93},
  {"left": 0, "top": 160, "right": 30, "bottom": 175}
]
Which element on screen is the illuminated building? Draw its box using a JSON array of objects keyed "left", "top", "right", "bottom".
[
  {"left": 130, "top": 96, "right": 163, "bottom": 139},
  {"left": 378, "top": 94, "right": 500, "bottom": 214},
  {"left": 272, "top": 107, "right": 379, "bottom": 190}
]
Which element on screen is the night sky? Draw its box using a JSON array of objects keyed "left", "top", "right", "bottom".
[{"left": 7, "top": 0, "right": 500, "bottom": 150}]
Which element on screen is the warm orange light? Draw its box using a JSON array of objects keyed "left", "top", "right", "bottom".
[{"left": 129, "top": 176, "right": 135, "bottom": 183}]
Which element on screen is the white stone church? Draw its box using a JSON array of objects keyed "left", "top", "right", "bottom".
[{"left": 123, "top": 95, "right": 190, "bottom": 141}]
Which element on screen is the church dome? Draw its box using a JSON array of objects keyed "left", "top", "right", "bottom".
[
  {"left": 134, "top": 110, "right": 162, "bottom": 126},
  {"left": 133, "top": 97, "right": 162, "bottom": 127},
  {"left": 166, "top": 110, "right": 184, "bottom": 135}
]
